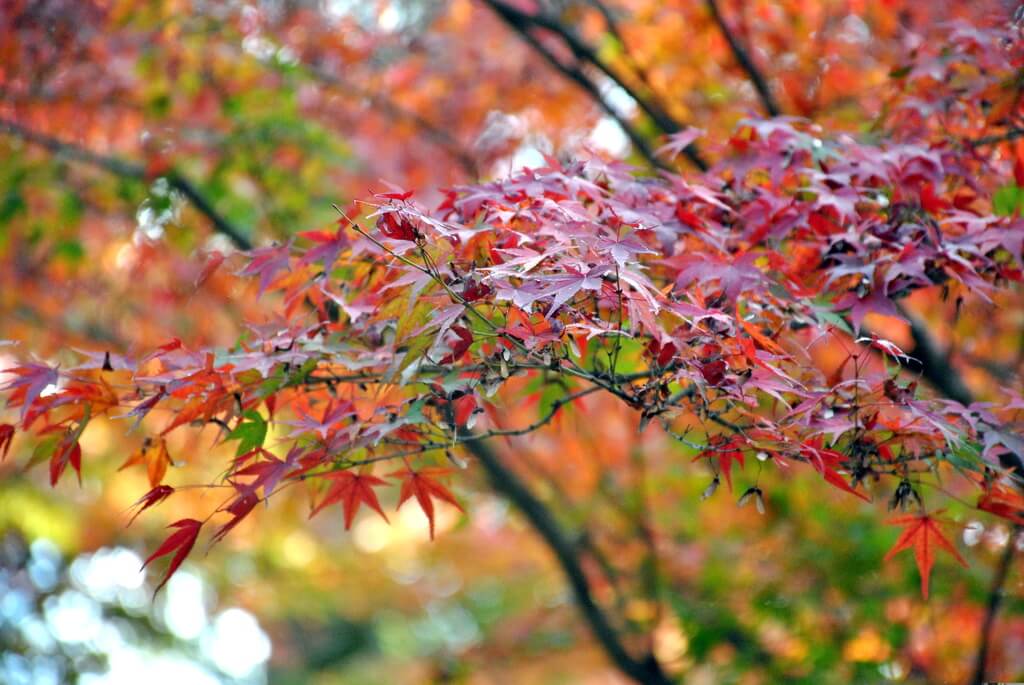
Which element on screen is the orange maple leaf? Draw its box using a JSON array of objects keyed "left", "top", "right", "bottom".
[
  {"left": 883, "top": 511, "right": 967, "bottom": 599},
  {"left": 739, "top": 317, "right": 786, "bottom": 355},
  {"left": 309, "top": 471, "right": 389, "bottom": 529},
  {"left": 119, "top": 437, "right": 173, "bottom": 488},
  {"left": 389, "top": 467, "right": 464, "bottom": 539}
]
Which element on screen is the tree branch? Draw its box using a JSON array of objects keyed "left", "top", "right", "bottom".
[
  {"left": 899, "top": 308, "right": 973, "bottom": 407},
  {"left": 484, "top": 9, "right": 666, "bottom": 171},
  {"left": 0, "top": 117, "right": 253, "bottom": 250},
  {"left": 481, "top": 0, "right": 707, "bottom": 171},
  {"left": 464, "top": 437, "right": 673, "bottom": 685},
  {"left": 970, "top": 525, "right": 1021, "bottom": 685},
  {"left": 705, "top": 0, "right": 781, "bottom": 117},
  {"left": 970, "top": 128, "right": 1024, "bottom": 148},
  {"left": 895, "top": 307, "right": 1024, "bottom": 481},
  {"left": 583, "top": 0, "right": 652, "bottom": 88}
]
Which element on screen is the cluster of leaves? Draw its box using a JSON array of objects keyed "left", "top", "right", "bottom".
[{"left": 2, "top": 18, "right": 1024, "bottom": 605}]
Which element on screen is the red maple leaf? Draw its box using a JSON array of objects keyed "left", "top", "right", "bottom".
[
  {"left": 977, "top": 483, "right": 1024, "bottom": 526},
  {"left": 439, "top": 325, "right": 474, "bottom": 364},
  {"left": 127, "top": 484, "right": 175, "bottom": 526},
  {"left": 211, "top": 491, "right": 260, "bottom": 544},
  {"left": 799, "top": 440, "right": 870, "bottom": 501},
  {"left": 883, "top": 511, "right": 967, "bottom": 599},
  {"left": 0, "top": 424, "right": 13, "bottom": 460},
  {"left": 693, "top": 437, "right": 745, "bottom": 492},
  {"left": 49, "top": 433, "right": 82, "bottom": 486},
  {"left": 310, "top": 471, "right": 389, "bottom": 529},
  {"left": 389, "top": 467, "right": 464, "bottom": 539},
  {"left": 193, "top": 250, "right": 225, "bottom": 289},
  {"left": 142, "top": 518, "right": 203, "bottom": 595},
  {"left": 298, "top": 223, "right": 350, "bottom": 269}
]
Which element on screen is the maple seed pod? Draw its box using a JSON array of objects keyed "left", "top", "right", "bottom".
[
  {"left": 701, "top": 476, "right": 720, "bottom": 501},
  {"left": 445, "top": 449, "right": 468, "bottom": 470},
  {"left": 738, "top": 486, "right": 765, "bottom": 514}
]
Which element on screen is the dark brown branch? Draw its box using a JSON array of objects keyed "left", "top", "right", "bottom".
[
  {"left": 705, "top": 0, "right": 781, "bottom": 117},
  {"left": 0, "top": 117, "right": 253, "bottom": 250},
  {"left": 896, "top": 308, "right": 1024, "bottom": 478},
  {"left": 970, "top": 525, "right": 1021, "bottom": 685},
  {"left": 464, "top": 437, "right": 673, "bottom": 685},
  {"left": 483, "top": 10, "right": 666, "bottom": 171},
  {"left": 900, "top": 309, "right": 974, "bottom": 407},
  {"left": 970, "top": 128, "right": 1024, "bottom": 148},
  {"left": 481, "top": 0, "right": 707, "bottom": 171},
  {"left": 584, "top": 0, "right": 668, "bottom": 128}
]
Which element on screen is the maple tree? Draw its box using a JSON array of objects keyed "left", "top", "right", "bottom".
[{"left": 3, "top": 1, "right": 1024, "bottom": 683}]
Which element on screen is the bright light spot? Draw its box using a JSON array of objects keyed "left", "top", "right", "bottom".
[
  {"left": 162, "top": 571, "right": 209, "bottom": 640},
  {"left": 378, "top": 3, "right": 402, "bottom": 31},
  {"left": 353, "top": 515, "right": 393, "bottom": 553},
  {"left": 963, "top": 520, "right": 984, "bottom": 546},
  {"left": 19, "top": 616, "right": 56, "bottom": 653},
  {"left": 71, "top": 548, "right": 145, "bottom": 603},
  {"left": 838, "top": 14, "right": 871, "bottom": 44},
  {"left": 28, "top": 539, "right": 61, "bottom": 592},
  {"left": 43, "top": 590, "right": 103, "bottom": 644},
  {"left": 322, "top": 0, "right": 355, "bottom": 20},
  {"left": 0, "top": 588, "right": 30, "bottom": 623},
  {"left": 202, "top": 608, "right": 271, "bottom": 679},
  {"left": 281, "top": 530, "right": 317, "bottom": 567},
  {"left": 84, "top": 649, "right": 222, "bottom": 685},
  {"left": 134, "top": 207, "right": 164, "bottom": 241},
  {"left": 241, "top": 34, "right": 276, "bottom": 60},
  {"left": 92, "top": 621, "right": 128, "bottom": 658},
  {"left": 600, "top": 81, "right": 638, "bottom": 116},
  {"left": 114, "top": 243, "right": 136, "bottom": 271},
  {"left": 879, "top": 660, "right": 906, "bottom": 680},
  {"left": 586, "top": 117, "right": 630, "bottom": 156},
  {"left": 988, "top": 524, "right": 1011, "bottom": 550},
  {"left": 276, "top": 45, "right": 298, "bottom": 65},
  {"left": 507, "top": 145, "right": 547, "bottom": 171},
  {"left": 653, "top": 616, "right": 689, "bottom": 666}
]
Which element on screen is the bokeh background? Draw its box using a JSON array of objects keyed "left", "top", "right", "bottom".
[{"left": 1, "top": 1, "right": 1023, "bottom": 683}]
